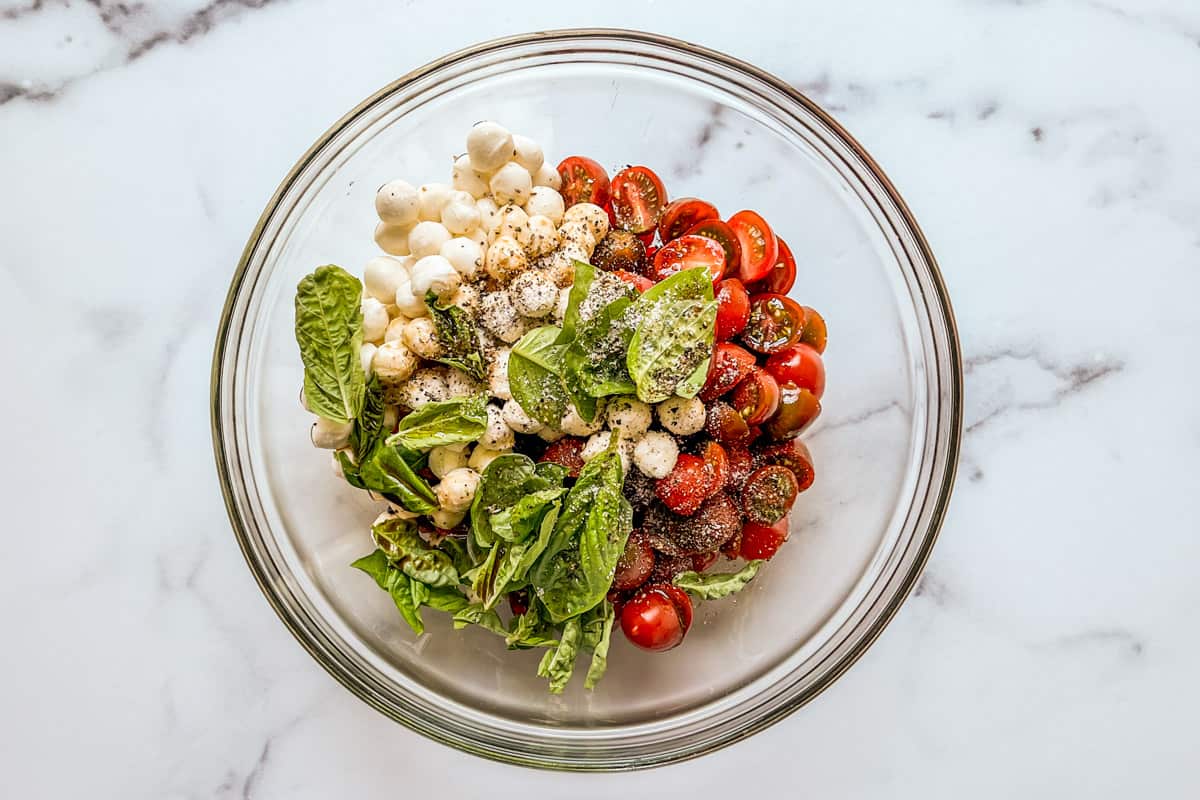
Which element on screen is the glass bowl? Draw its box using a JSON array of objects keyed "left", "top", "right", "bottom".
[{"left": 211, "top": 29, "right": 962, "bottom": 770}]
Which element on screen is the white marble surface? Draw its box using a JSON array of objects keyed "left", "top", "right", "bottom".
[{"left": 2, "top": 1, "right": 1199, "bottom": 796}]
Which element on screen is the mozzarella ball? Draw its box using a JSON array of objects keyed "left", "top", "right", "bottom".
[
  {"left": 451, "top": 153, "right": 490, "bottom": 197},
  {"left": 657, "top": 396, "right": 706, "bottom": 435},
  {"left": 375, "top": 179, "right": 419, "bottom": 225},
  {"left": 490, "top": 204, "right": 531, "bottom": 248},
  {"left": 476, "top": 197, "right": 500, "bottom": 232},
  {"left": 485, "top": 236, "right": 528, "bottom": 283},
  {"left": 509, "top": 270, "right": 559, "bottom": 318},
  {"left": 440, "top": 237, "right": 484, "bottom": 280},
  {"left": 451, "top": 283, "right": 481, "bottom": 315},
  {"left": 541, "top": 247, "right": 583, "bottom": 288},
  {"left": 393, "top": 275, "right": 428, "bottom": 318},
  {"left": 383, "top": 316, "right": 407, "bottom": 343},
  {"left": 525, "top": 214, "right": 560, "bottom": 257},
  {"left": 311, "top": 416, "right": 354, "bottom": 449},
  {"left": 373, "top": 340, "right": 420, "bottom": 385},
  {"left": 417, "top": 183, "right": 453, "bottom": 221},
  {"left": 537, "top": 426, "right": 564, "bottom": 442},
  {"left": 581, "top": 430, "right": 633, "bottom": 472},
  {"left": 553, "top": 287, "right": 571, "bottom": 322},
  {"left": 410, "top": 254, "right": 462, "bottom": 300},
  {"left": 435, "top": 467, "right": 481, "bottom": 512},
  {"left": 402, "top": 317, "right": 443, "bottom": 359},
  {"left": 466, "top": 227, "right": 489, "bottom": 249},
  {"left": 429, "top": 508, "right": 467, "bottom": 530},
  {"left": 511, "top": 134, "right": 544, "bottom": 172},
  {"left": 556, "top": 219, "right": 598, "bottom": 255},
  {"left": 533, "top": 163, "right": 562, "bottom": 190},
  {"left": 441, "top": 190, "right": 481, "bottom": 234},
  {"left": 563, "top": 202, "right": 610, "bottom": 241},
  {"left": 468, "top": 445, "right": 509, "bottom": 472},
  {"left": 526, "top": 186, "right": 565, "bottom": 225},
  {"left": 606, "top": 396, "right": 652, "bottom": 439},
  {"left": 479, "top": 404, "right": 515, "bottom": 450},
  {"left": 360, "top": 342, "right": 378, "bottom": 377},
  {"left": 299, "top": 385, "right": 310, "bottom": 412},
  {"left": 633, "top": 431, "right": 680, "bottom": 479},
  {"left": 560, "top": 403, "right": 605, "bottom": 436},
  {"left": 466, "top": 121, "right": 514, "bottom": 172},
  {"left": 489, "top": 162, "right": 533, "bottom": 205},
  {"left": 478, "top": 290, "right": 527, "bottom": 343},
  {"left": 428, "top": 444, "right": 469, "bottom": 478},
  {"left": 501, "top": 398, "right": 542, "bottom": 434},
  {"left": 374, "top": 221, "right": 412, "bottom": 255},
  {"left": 409, "top": 221, "right": 452, "bottom": 259},
  {"left": 445, "top": 367, "right": 482, "bottom": 398},
  {"left": 488, "top": 349, "right": 512, "bottom": 400},
  {"left": 397, "top": 367, "right": 450, "bottom": 409},
  {"left": 364, "top": 255, "right": 409, "bottom": 304},
  {"left": 361, "top": 297, "right": 390, "bottom": 343}
]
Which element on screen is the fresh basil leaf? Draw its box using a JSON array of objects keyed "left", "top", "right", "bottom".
[
  {"left": 506, "top": 608, "right": 560, "bottom": 650},
  {"left": 581, "top": 601, "right": 616, "bottom": 689},
  {"left": 386, "top": 391, "right": 487, "bottom": 451},
  {"left": 675, "top": 352, "right": 711, "bottom": 400},
  {"left": 673, "top": 560, "right": 765, "bottom": 599},
  {"left": 537, "top": 615, "right": 582, "bottom": 694},
  {"left": 558, "top": 260, "right": 597, "bottom": 343},
  {"left": 566, "top": 294, "right": 638, "bottom": 398},
  {"left": 509, "top": 325, "right": 571, "bottom": 429},
  {"left": 451, "top": 603, "right": 507, "bottom": 636},
  {"left": 534, "top": 462, "right": 569, "bottom": 484},
  {"left": 490, "top": 487, "right": 567, "bottom": 543},
  {"left": 484, "top": 503, "right": 562, "bottom": 610},
  {"left": 371, "top": 516, "right": 460, "bottom": 588},
  {"left": 424, "top": 290, "right": 486, "bottom": 380},
  {"left": 349, "top": 375, "right": 388, "bottom": 459},
  {"left": 351, "top": 550, "right": 426, "bottom": 634},
  {"left": 341, "top": 443, "right": 437, "bottom": 514},
  {"left": 627, "top": 267, "right": 718, "bottom": 403},
  {"left": 466, "top": 545, "right": 502, "bottom": 601},
  {"left": 295, "top": 265, "right": 366, "bottom": 423},
  {"left": 437, "top": 537, "right": 475, "bottom": 580},
  {"left": 469, "top": 453, "right": 565, "bottom": 548}
]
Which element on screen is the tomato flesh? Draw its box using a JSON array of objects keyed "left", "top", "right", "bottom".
[
  {"left": 705, "top": 401, "right": 752, "bottom": 446},
  {"left": 685, "top": 219, "right": 741, "bottom": 278},
  {"left": 731, "top": 367, "right": 780, "bottom": 425},
  {"left": 726, "top": 445, "right": 755, "bottom": 494},
  {"left": 611, "top": 269, "right": 655, "bottom": 293},
  {"left": 557, "top": 156, "right": 610, "bottom": 207},
  {"left": 691, "top": 551, "right": 719, "bottom": 572},
  {"left": 655, "top": 454, "right": 709, "bottom": 516},
  {"left": 729, "top": 210, "right": 779, "bottom": 283},
  {"left": 591, "top": 230, "right": 646, "bottom": 272},
  {"left": 658, "top": 197, "right": 719, "bottom": 242},
  {"left": 799, "top": 305, "right": 828, "bottom": 353},
  {"left": 610, "top": 166, "right": 667, "bottom": 233},
  {"left": 539, "top": 437, "right": 586, "bottom": 478},
  {"left": 620, "top": 584, "right": 693, "bottom": 651},
  {"left": 700, "top": 343, "right": 756, "bottom": 402},
  {"left": 612, "top": 532, "right": 656, "bottom": 591},
  {"left": 764, "top": 342, "right": 825, "bottom": 398},
  {"left": 714, "top": 279, "right": 750, "bottom": 341},
  {"left": 741, "top": 465, "right": 799, "bottom": 525},
  {"left": 763, "top": 382, "right": 822, "bottom": 440},
  {"left": 741, "top": 293, "right": 805, "bottom": 354},
  {"left": 699, "top": 441, "right": 730, "bottom": 497},
  {"left": 754, "top": 237, "right": 796, "bottom": 295},
  {"left": 651, "top": 234, "right": 726, "bottom": 283},
  {"left": 507, "top": 589, "right": 529, "bottom": 617},
  {"left": 755, "top": 438, "right": 816, "bottom": 492},
  {"left": 739, "top": 517, "right": 790, "bottom": 560}
]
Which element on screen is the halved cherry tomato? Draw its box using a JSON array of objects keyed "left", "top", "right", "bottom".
[
  {"left": 756, "top": 438, "right": 815, "bottom": 492},
  {"left": 685, "top": 219, "right": 741, "bottom": 278},
  {"left": 610, "top": 166, "right": 667, "bottom": 233},
  {"left": 620, "top": 584, "right": 693, "bottom": 651},
  {"left": 753, "top": 237, "right": 796, "bottom": 295},
  {"left": 726, "top": 445, "right": 755, "bottom": 493},
  {"left": 651, "top": 234, "right": 726, "bottom": 283},
  {"left": 611, "top": 269, "right": 655, "bottom": 292},
  {"left": 705, "top": 401, "right": 751, "bottom": 446},
  {"left": 699, "top": 441, "right": 729, "bottom": 497},
  {"left": 692, "top": 551, "right": 719, "bottom": 572},
  {"left": 592, "top": 230, "right": 645, "bottom": 272},
  {"left": 613, "top": 532, "right": 656, "bottom": 591},
  {"left": 658, "top": 197, "right": 719, "bottom": 242},
  {"left": 741, "top": 293, "right": 805, "bottom": 354},
  {"left": 746, "top": 424, "right": 763, "bottom": 443},
  {"left": 507, "top": 589, "right": 529, "bottom": 616},
  {"left": 739, "top": 517, "right": 790, "bottom": 560},
  {"left": 714, "top": 279, "right": 750, "bottom": 341},
  {"left": 643, "top": 243, "right": 660, "bottom": 270},
  {"left": 799, "top": 305, "right": 827, "bottom": 353},
  {"left": 557, "top": 156, "right": 610, "bottom": 207},
  {"left": 728, "top": 210, "right": 779, "bottom": 283},
  {"left": 731, "top": 367, "right": 780, "bottom": 425},
  {"left": 764, "top": 342, "right": 825, "bottom": 398},
  {"left": 655, "top": 454, "right": 709, "bottom": 516},
  {"left": 763, "top": 382, "right": 822, "bottom": 440},
  {"left": 539, "top": 437, "right": 586, "bottom": 477},
  {"left": 700, "top": 342, "right": 756, "bottom": 402},
  {"left": 742, "top": 465, "right": 799, "bottom": 524}
]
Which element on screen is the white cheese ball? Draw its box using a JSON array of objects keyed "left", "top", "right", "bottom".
[
  {"left": 509, "top": 270, "right": 559, "bottom": 318},
  {"left": 606, "top": 397, "right": 652, "bottom": 439},
  {"left": 466, "top": 121, "right": 514, "bottom": 172},
  {"left": 478, "top": 290, "right": 527, "bottom": 343},
  {"left": 560, "top": 403, "right": 605, "bottom": 436},
  {"left": 525, "top": 214, "right": 560, "bottom": 257},
  {"left": 563, "top": 202, "right": 609, "bottom": 241},
  {"left": 485, "top": 236, "right": 528, "bottom": 283},
  {"left": 488, "top": 349, "right": 512, "bottom": 400},
  {"left": 445, "top": 367, "right": 481, "bottom": 398},
  {"left": 633, "top": 431, "right": 679, "bottom": 479},
  {"left": 480, "top": 404, "right": 516, "bottom": 451},
  {"left": 384, "top": 316, "right": 407, "bottom": 343},
  {"left": 451, "top": 283, "right": 481, "bottom": 315},
  {"left": 428, "top": 444, "right": 469, "bottom": 479},
  {"left": 556, "top": 219, "right": 598, "bottom": 255},
  {"left": 501, "top": 398, "right": 542, "bottom": 434},
  {"left": 657, "top": 395, "right": 706, "bottom": 436},
  {"left": 440, "top": 237, "right": 484, "bottom": 280},
  {"left": 364, "top": 255, "right": 409, "bottom": 304},
  {"left": 417, "top": 183, "right": 453, "bottom": 221},
  {"left": 441, "top": 190, "right": 481, "bottom": 234},
  {"left": 372, "top": 340, "right": 420, "bottom": 387},
  {"left": 451, "top": 153, "right": 490, "bottom": 197},
  {"left": 467, "top": 227, "right": 489, "bottom": 249},
  {"left": 526, "top": 186, "right": 565, "bottom": 225},
  {"left": 360, "top": 343, "right": 377, "bottom": 377},
  {"left": 553, "top": 287, "right": 571, "bottom": 322},
  {"left": 581, "top": 430, "right": 633, "bottom": 472},
  {"left": 374, "top": 221, "right": 412, "bottom": 255},
  {"left": 409, "top": 221, "right": 453, "bottom": 259},
  {"left": 490, "top": 204, "right": 531, "bottom": 248},
  {"left": 375, "top": 179, "right": 419, "bottom": 225},
  {"left": 468, "top": 445, "right": 509, "bottom": 472},
  {"left": 435, "top": 467, "right": 481, "bottom": 512},
  {"left": 533, "top": 163, "right": 562, "bottom": 190},
  {"left": 362, "top": 297, "right": 390, "bottom": 343},
  {"left": 410, "top": 254, "right": 462, "bottom": 300},
  {"left": 511, "top": 134, "right": 544, "bottom": 173},
  {"left": 476, "top": 197, "right": 500, "bottom": 232},
  {"left": 311, "top": 417, "right": 354, "bottom": 449},
  {"left": 393, "top": 274, "right": 428, "bottom": 318},
  {"left": 397, "top": 367, "right": 450, "bottom": 409},
  {"left": 429, "top": 508, "right": 466, "bottom": 530},
  {"left": 489, "top": 162, "right": 533, "bottom": 205},
  {"left": 402, "top": 317, "right": 442, "bottom": 359},
  {"left": 537, "top": 426, "right": 565, "bottom": 442}
]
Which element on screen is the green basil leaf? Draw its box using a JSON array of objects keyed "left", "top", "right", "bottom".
[
  {"left": 506, "top": 607, "right": 560, "bottom": 650},
  {"left": 349, "top": 375, "right": 388, "bottom": 459},
  {"left": 483, "top": 503, "right": 562, "bottom": 611},
  {"left": 580, "top": 601, "right": 616, "bottom": 690},
  {"left": 424, "top": 290, "right": 486, "bottom": 380},
  {"left": 566, "top": 295, "right": 638, "bottom": 398},
  {"left": 386, "top": 391, "right": 487, "bottom": 451},
  {"left": 371, "top": 516, "right": 460, "bottom": 588},
  {"left": 469, "top": 453, "right": 565, "bottom": 548},
  {"left": 509, "top": 325, "right": 571, "bottom": 428},
  {"left": 675, "top": 352, "right": 711, "bottom": 400},
  {"left": 350, "top": 550, "right": 426, "bottom": 634},
  {"left": 341, "top": 443, "right": 437, "bottom": 514},
  {"left": 451, "top": 602, "right": 507, "bottom": 636},
  {"left": 558, "top": 260, "right": 597, "bottom": 343},
  {"left": 295, "top": 265, "right": 366, "bottom": 423},
  {"left": 626, "top": 267, "right": 717, "bottom": 403},
  {"left": 490, "top": 487, "right": 567, "bottom": 543},
  {"left": 673, "top": 560, "right": 765, "bottom": 599},
  {"left": 537, "top": 615, "right": 582, "bottom": 694}
]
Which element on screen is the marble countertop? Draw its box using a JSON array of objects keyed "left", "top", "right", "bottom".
[{"left": 3, "top": 1, "right": 1198, "bottom": 797}]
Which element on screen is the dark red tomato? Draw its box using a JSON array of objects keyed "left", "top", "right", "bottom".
[
  {"left": 799, "top": 305, "right": 828, "bottom": 353},
  {"left": 507, "top": 589, "right": 530, "bottom": 617},
  {"left": 685, "top": 219, "right": 741, "bottom": 278},
  {"left": 741, "top": 293, "right": 805, "bottom": 354},
  {"left": 655, "top": 454, "right": 710, "bottom": 516},
  {"left": 756, "top": 438, "right": 815, "bottom": 493},
  {"left": 705, "top": 401, "right": 751, "bottom": 446},
  {"left": 699, "top": 441, "right": 730, "bottom": 497},
  {"left": 726, "top": 445, "right": 755, "bottom": 493},
  {"left": 764, "top": 342, "right": 825, "bottom": 398},
  {"left": 611, "top": 269, "right": 655, "bottom": 292},
  {"left": 699, "top": 342, "right": 756, "bottom": 402},
  {"left": 539, "top": 437, "right": 586, "bottom": 477},
  {"left": 658, "top": 197, "right": 720, "bottom": 242},
  {"left": 728, "top": 210, "right": 779, "bottom": 283},
  {"left": 613, "top": 533, "right": 656, "bottom": 591},
  {"left": 754, "top": 238, "right": 796, "bottom": 295},
  {"left": 607, "top": 589, "right": 628, "bottom": 619},
  {"left": 643, "top": 243, "right": 660, "bottom": 269},
  {"left": 651, "top": 235, "right": 726, "bottom": 283},
  {"left": 739, "top": 517, "right": 790, "bottom": 560},
  {"left": 620, "top": 584, "right": 693, "bottom": 651},
  {"left": 731, "top": 367, "right": 780, "bottom": 425},
  {"left": 714, "top": 279, "right": 751, "bottom": 341},
  {"left": 592, "top": 230, "right": 646, "bottom": 272},
  {"left": 692, "top": 551, "right": 719, "bottom": 572},
  {"left": 763, "top": 382, "right": 822, "bottom": 440},
  {"left": 742, "top": 465, "right": 799, "bottom": 525},
  {"left": 610, "top": 166, "right": 667, "bottom": 233},
  {"left": 557, "top": 156, "right": 610, "bottom": 207},
  {"left": 746, "top": 424, "right": 763, "bottom": 442}
]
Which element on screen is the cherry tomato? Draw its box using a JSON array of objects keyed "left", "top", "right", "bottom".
[
  {"left": 620, "top": 584, "right": 693, "bottom": 651},
  {"left": 611, "top": 269, "right": 655, "bottom": 293},
  {"left": 763, "top": 382, "right": 822, "bottom": 440},
  {"left": 658, "top": 197, "right": 720, "bottom": 242},
  {"left": 705, "top": 401, "right": 751, "bottom": 446},
  {"left": 643, "top": 243, "right": 660, "bottom": 269},
  {"left": 655, "top": 454, "right": 710, "bottom": 516},
  {"left": 539, "top": 437, "right": 586, "bottom": 478},
  {"left": 714, "top": 279, "right": 751, "bottom": 341},
  {"left": 685, "top": 219, "right": 741, "bottom": 278},
  {"left": 507, "top": 589, "right": 530, "bottom": 617},
  {"left": 799, "top": 305, "right": 828, "bottom": 353},
  {"left": 637, "top": 229, "right": 657, "bottom": 248},
  {"left": 764, "top": 342, "right": 825, "bottom": 398},
  {"left": 699, "top": 441, "right": 730, "bottom": 497},
  {"left": 651, "top": 234, "right": 726, "bottom": 283},
  {"left": 731, "top": 367, "right": 780, "bottom": 425},
  {"left": 739, "top": 517, "right": 790, "bottom": 560},
  {"left": 610, "top": 166, "right": 667, "bottom": 233},
  {"left": 726, "top": 445, "right": 755, "bottom": 493},
  {"left": 699, "top": 342, "right": 756, "bottom": 402},
  {"left": 692, "top": 551, "right": 719, "bottom": 572},
  {"left": 742, "top": 465, "right": 799, "bottom": 524},
  {"left": 556, "top": 156, "right": 610, "bottom": 207},
  {"left": 753, "top": 237, "right": 796, "bottom": 295},
  {"left": 592, "top": 230, "right": 646, "bottom": 272},
  {"left": 612, "top": 532, "right": 656, "bottom": 591},
  {"left": 741, "top": 293, "right": 805, "bottom": 354},
  {"left": 746, "top": 425, "right": 764, "bottom": 443},
  {"left": 756, "top": 438, "right": 815, "bottom": 493},
  {"left": 728, "top": 210, "right": 779, "bottom": 283}
]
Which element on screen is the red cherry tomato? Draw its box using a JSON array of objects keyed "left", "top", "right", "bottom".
[
  {"left": 763, "top": 382, "right": 822, "bottom": 440},
  {"left": 764, "top": 342, "right": 825, "bottom": 398},
  {"left": 799, "top": 305, "right": 827, "bottom": 353},
  {"left": 726, "top": 445, "right": 755, "bottom": 493},
  {"left": 612, "top": 532, "right": 656, "bottom": 591},
  {"left": 557, "top": 156, "right": 610, "bottom": 207},
  {"left": 658, "top": 197, "right": 720, "bottom": 242},
  {"left": 655, "top": 454, "right": 710, "bottom": 516},
  {"left": 705, "top": 401, "right": 752, "bottom": 447},
  {"left": 741, "top": 465, "right": 799, "bottom": 524},
  {"left": 507, "top": 589, "right": 529, "bottom": 617},
  {"left": 739, "top": 517, "right": 790, "bottom": 560},
  {"left": 755, "top": 438, "right": 815, "bottom": 493},
  {"left": 700, "top": 342, "right": 756, "bottom": 402},
  {"left": 714, "top": 279, "right": 750, "bottom": 341},
  {"left": 620, "top": 584, "right": 693, "bottom": 651},
  {"left": 731, "top": 367, "right": 780, "bottom": 425},
  {"left": 699, "top": 441, "right": 730, "bottom": 497},
  {"left": 728, "top": 210, "right": 779, "bottom": 283},
  {"left": 685, "top": 219, "right": 741, "bottom": 278},
  {"left": 539, "top": 437, "right": 586, "bottom": 477},
  {"left": 651, "top": 234, "right": 726, "bottom": 283},
  {"left": 754, "top": 238, "right": 796, "bottom": 295},
  {"left": 741, "top": 293, "right": 805, "bottom": 354},
  {"left": 611, "top": 269, "right": 655, "bottom": 292},
  {"left": 610, "top": 166, "right": 667, "bottom": 233},
  {"left": 691, "top": 551, "right": 719, "bottom": 572},
  {"left": 643, "top": 243, "right": 660, "bottom": 269}
]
